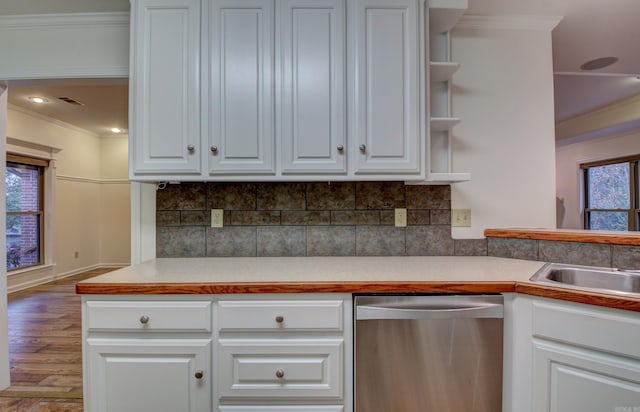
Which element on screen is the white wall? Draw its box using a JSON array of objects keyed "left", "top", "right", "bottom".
[
  {"left": 449, "top": 17, "right": 559, "bottom": 238},
  {"left": 556, "top": 129, "right": 640, "bottom": 229}
]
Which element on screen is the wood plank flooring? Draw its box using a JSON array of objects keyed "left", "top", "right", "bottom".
[{"left": 0, "top": 268, "right": 116, "bottom": 411}]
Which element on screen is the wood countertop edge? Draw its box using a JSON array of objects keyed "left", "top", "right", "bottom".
[
  {"left": 515, "top": 283, "right": 640, "bottom": 312},
  {"left": 76, "top": 280, "right": 640, "bottom": 312},
  {"left": 75, "top": 281, "right": 516, "bottom": 295},
  {"left": 484, "top": 229, "right": 640, "bottom": 245}
]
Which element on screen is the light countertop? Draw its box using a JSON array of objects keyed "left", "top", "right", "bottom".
[{"left": 76, "top": 256, "right": 640, "bottom": 312}]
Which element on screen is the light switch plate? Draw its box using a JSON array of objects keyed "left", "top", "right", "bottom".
[
  {"left": 395, "top": 208, "right": 407, "bottom": 227},
  {"left": 452, "top": 209, "right": 471, "bottom": 227},
  {"left": 211, "top": 209, "right": 224, "bottom": 228}
]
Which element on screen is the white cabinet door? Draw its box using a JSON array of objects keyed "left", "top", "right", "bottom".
[
  {"left": 350, "top": 0, "right": 422, "bottom": 176},
  {"left": 86, "top": 339, "right": 211, "bottom": 412},
  {"left": 130, "top": 0, "right": 201, "bottom": 177},
  {"left": 533, "top": 339, "right": 640, "bottom": 412},
  {"left": 207, "top": 0, "right": 275, "bottom": 175},
  {"left": 279, "top": 0, "right": 346, "bottom": 175}
]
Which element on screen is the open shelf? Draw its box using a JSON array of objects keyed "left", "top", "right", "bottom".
[
  {"left": 430, "top": 117, "right": 461, "bottom": 132},
  {"left": 424, "top": 0, "right": 469, "bottom": 184},
  {"left": 428, "top": 0, "right": 468, "bottom": 34},
  {"left": 429, "top": 61, "right": 460, "bottom": 82}
]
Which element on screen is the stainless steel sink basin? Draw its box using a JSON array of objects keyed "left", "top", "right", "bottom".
[{"left": 529, "top": 263, "right": 640, "bottom": 296}]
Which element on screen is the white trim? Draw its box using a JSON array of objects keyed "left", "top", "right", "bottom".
[
  {"left": 6, "top": 136, "right": 62, "bottom": 159},
  {"left": 0, "top": 12, "right": 129, "bottom": 28},
  {"left": 0, "top": 12, "right": 129, "bottom": 80},
  {"left": 456, "top": 15, "right": 562, "bottom": 31},
  {"left": 130, "top": 182, "right": 156, "bottom": 264},
  {"left": 57, "top": 175, "right": 130, "bottom": 185},
  {"left": 8, "top": 104, "right": 100, "bottom": 137},
  {"left": 7, "top": 263, "right": 128, "bottom": 294}
]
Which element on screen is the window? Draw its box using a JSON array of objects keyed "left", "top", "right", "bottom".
[
  {"left": 6, "top": 154, "right": 47, "bottom": 270},
  {"left": 581, "top": 155, "right": 639, "bottom": 231}
]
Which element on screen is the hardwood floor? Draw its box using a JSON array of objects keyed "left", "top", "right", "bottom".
[{"left": 0, "top": 268, "right": 116, "bottom": 411}]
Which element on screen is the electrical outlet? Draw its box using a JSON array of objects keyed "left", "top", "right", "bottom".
[
  {"left": 211, "top": 209, "right": 224, "bottom": 228},
  {"left": 395, "top": 208, "right": 407, "bottom": 227},
  {"left": 452, "top": 209, "right": 471, "bottom": 227}
]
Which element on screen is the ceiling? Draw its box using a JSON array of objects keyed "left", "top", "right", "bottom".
[
  {"left": 4, "top": 0, "right": 640, "bottom": 139},
  {"left": 7, "top": 78, "right": 128, "bottom": 137}
]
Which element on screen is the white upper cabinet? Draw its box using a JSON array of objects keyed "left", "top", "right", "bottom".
[
  {"left": 129, "top": 0, "right": 448, "bottom": 181},
  {"left": 129, "top": 0, "right": 201, "bottom": 178},
  {"left": 350, "top": 0, "right": 422, "bottom": 176},
  {"left": 279, "top": 0, "right": 347, "bottom": 175},
  {"left": 206, "top": 0, "right": 276, "bottom": 175}
]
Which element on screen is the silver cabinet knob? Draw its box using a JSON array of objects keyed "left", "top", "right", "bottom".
[
  {"left": 210, "top": 146, "right": 218, "bottom": 154},
  {"left": 359, "top": 144, "right": 366, "bottom": 152},
  {"left": 187, "top": 144, "right": 195, "bottom": 152},
  {"left": 275, "top": 315, "right": 284, "bottom": 324},
  {"left": 194, "top": 370, "right": 204, "bottom": 379},
  {"left": 275, "top": 369, "right": 285, "bottom": 378},
  {"left": 337, "top": 144, "right": 344, "bottom": 152},
  {"left": 139, "top": 315, "right": 149, "bottom": 324}
]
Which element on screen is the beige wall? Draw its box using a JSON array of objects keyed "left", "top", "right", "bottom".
[
  {"left": 556, "top": 129, "right": 640, "bottom": 229},
  {"left": 6, "top": 106, "right": 130, "bottom": 276}
]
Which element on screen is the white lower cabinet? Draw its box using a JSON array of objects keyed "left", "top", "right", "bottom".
[
  {"left": 507, "top": 295, "right": 640, "bottom": 412},
  {"left": 83, "top": 295, "right": 352, "bottom": 412},
  {"left": 218, "top": 339, "right": 343, "bottom": 399},
  {"left": 86, "top": 339, "right": 212, "bottom": 412},
  {"left": 215, "top": 296, "right": 351, "bottom": 412}
]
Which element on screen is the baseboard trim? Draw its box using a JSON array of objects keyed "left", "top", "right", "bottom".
[{"left": 7, "top": 263, "right": 128, "bottom": 294}]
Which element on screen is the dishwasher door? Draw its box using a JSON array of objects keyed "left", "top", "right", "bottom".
[{"left": 355, "top": 295, "right": 504, "bottom": 412}]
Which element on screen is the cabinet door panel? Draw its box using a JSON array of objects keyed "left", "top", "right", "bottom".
[
  {"left": 280, "top": 0, "right": 346, "bottom": 174},
  {"left": 218, "top": 339, "right": 343, "bottom": 399},
  {"left": 351, "top": 0, "right": 421, "bottom": 175},
  {"left": 208, "top": 0, "right": 275, "bottom": 175},
  {"left": 87, "top": 339, "right": 211, "bottom": 412},
  {"left": 130, "top": 0, "right": 201, "bottom": 176},
  {"left": 533, "top": 339, "right": 640, "bottom": 412}
]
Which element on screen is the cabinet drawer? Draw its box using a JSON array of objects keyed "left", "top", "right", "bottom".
[
  {"left": 219, "top": 407, "right": 343, "bottom": 412},
  {"left": 532, "top": 301, "right": 640, "bottom": 359},
  {"left": 217, "top": 300, "right": 343, "bottom": 332},
  {"left": 86, "top": 301, "right": 212, "bottom": 332},
  {"left": 218, "top": 339, "right": 343, "bottom": 399}
]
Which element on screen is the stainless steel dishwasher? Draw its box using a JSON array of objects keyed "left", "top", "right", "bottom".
[{"left": 355, "top": 295, "right": 504, "bottom": 412}]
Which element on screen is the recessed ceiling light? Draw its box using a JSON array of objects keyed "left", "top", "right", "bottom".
[
  {"left": 580, "top": 56, "right": 619, "bottom": 71},
  {"left": 29, "top": 96, "right": 48, "bottom": 104},
  {"left": 110, "top": 128, "right": 122, "bottom": 134}
]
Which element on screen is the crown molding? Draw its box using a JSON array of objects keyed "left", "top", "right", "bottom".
[
  {"left": 0, "top": 12, "right": 129, "bottom": 28},
  {"left": 8, "top": 103, "right": 99, "bottom": 137},
  {"left": 456, "top": 14, "right": 562, "bottom": 31}
]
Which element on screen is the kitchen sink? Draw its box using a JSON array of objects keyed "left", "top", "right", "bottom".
[{"left": 529, "top": 263, "right": 640, "bottom": 296}]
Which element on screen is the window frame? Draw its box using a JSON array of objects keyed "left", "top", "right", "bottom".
[
  {"left": 581, "top": 154, "right": 640, "bottom": 231},
  {"left": 6, "top": 154, "right": 48, "bottom": 271}
]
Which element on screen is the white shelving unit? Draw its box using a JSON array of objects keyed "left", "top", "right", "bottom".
[{"left": 426, "top": 0, "right": 469, "bottom": 183}]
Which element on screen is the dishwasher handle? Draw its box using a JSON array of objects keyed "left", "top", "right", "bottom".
[{"left": 356, "top": 302, "right": 503, "bottom": 320}]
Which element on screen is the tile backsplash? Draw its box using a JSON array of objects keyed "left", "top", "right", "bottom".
[{"left": 156, "top": 181, "right": 487, "bottom": 257}]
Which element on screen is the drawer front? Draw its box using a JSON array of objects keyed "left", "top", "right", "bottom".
[
  {"left": 219, "top": 407, "right": 344, "bottom": 412},
  {"left": 86, "top": 301, "right": 212, "bottom": 332},
  {"left": 217, "top": 300, "right": 343, "bottom": 332},
  {"left": 532, "top": 301, "right": 640, "bottom": 359},
  {"left": 218, "top": 339, "right": 343, "bottom": 399}
]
